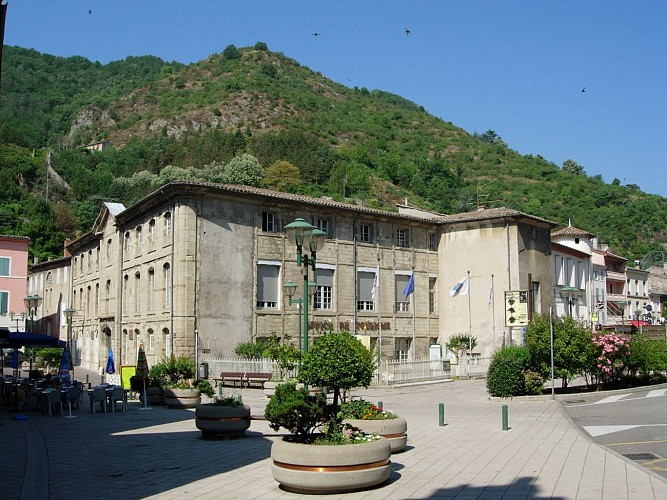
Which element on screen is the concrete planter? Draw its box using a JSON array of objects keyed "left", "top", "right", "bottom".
[
  {"left": 271, "top": 437, "right": 392, "bottom": 494},
  {"left": 147, "top": 386, "right": 165, "bottom": 406},
  {"left": 343, "top": 416, "right": 408, "bottom": 453},
  {"left": 163, "top": 388, "right": 201, "bottom": 409},
  {"left": 195, "top": 403, "right": 251, "bottom": 439}
]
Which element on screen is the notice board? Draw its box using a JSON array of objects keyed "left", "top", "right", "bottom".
[{"left": 120, "top": 365, "right": 136, "bottom": 389}]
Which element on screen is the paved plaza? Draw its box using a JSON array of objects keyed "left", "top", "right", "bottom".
[{"left": 2, "top": 369, "right": 667, "bottom": 500}]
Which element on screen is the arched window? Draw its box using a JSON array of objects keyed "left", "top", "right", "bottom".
[
  {"left": 163, "top": 263, "right": 171, "bottom": 308},
  {"left": 148, "top": 267, "right": 155, "bottom": 310},
  {"left": 163, "top": 212, "right": 172, "bottom": 237}
]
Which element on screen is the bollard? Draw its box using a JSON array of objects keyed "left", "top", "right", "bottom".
[
  {"left": 377, "top": 401, "right": 383, "bottom": 410},
  {"left": 100, "top": 375, "right": 104, "bottom": 385},
  {"left": 502, "top": 405, "right": 509, "bottom": 431},
  {"left": 439, "top": 403, "right": 446, "bottom": 426},
  {"left": 86, "top": 374, "right": 89, "bottom": 384}
]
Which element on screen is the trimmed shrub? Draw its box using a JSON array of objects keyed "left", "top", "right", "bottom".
[
  {"left": 523, "top": 370, "right": 545, "bottom": 396},
  {"left": 486, "top": 346, "right": 530, "bottom": 397}
]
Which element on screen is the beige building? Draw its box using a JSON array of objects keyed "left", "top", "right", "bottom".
[{"left": 28, "top": 182, "right": 557, "bottom": 372}]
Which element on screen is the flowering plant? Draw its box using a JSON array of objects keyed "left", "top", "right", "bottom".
[
  {"left": 211, "top": 393, "right": 244, "bottom": 407},
  {"left": 593, "top": 332, "right": 630, "bottom": 381},
  {"left": 339, "top": 400, "right": 397, "bottom": 420},
  {"left": 315, "top": 423, "right": 381, "bottom": 445}
]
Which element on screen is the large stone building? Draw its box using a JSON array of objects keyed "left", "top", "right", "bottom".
[{"left": 28, "top": 182, "right": 558, "bottom": 372}]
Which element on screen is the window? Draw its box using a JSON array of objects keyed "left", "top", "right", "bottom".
[
  {"left": 105, "top": 280, "right": 111, "bottom": 314},
  {"left": 0, "top": 291, "right": 8, "bottom": 315},
  {"left": 359, "top": 223, "right": 373, "bottom": 243},
  {"left": 95, "top": 283, "right": 99, "bottom": 316},
  {"left": 566, "top": 258, "right": 574, "bottom": 287},
  {"left": 317, "top": 218, "right": 333, "bottom": 239},
  {"left": 46, "top": 272, "right": 53, "bottom": 285},
  {"left": 148, "top": 268, "right": 155, "bottom": 310},
  {"left": 88, "top": 250, "right": 92, "bottom": 268},
  {"left": 135, "top": 272, "right": 141, "bottom": 313},
  {"left": 256, "top": 263, "right": 280, "bottom": 308},
  {"left": 149, "top": 219, "right": 156, "bottom": 242},
  {"left": 124, "top": 232, "right": 131, "bottom": 253},
  {"left": 163, "top": 264, "right": 171, "bottom": 308},
  {"left": 428, "top": 233, "right": 437, "bottom": 251},
  {"left": 314, "top": 268, "right": 333, "bottom": 310},
  {"left": 136, "top": 226, "right": 143, "bottom": 250},
  {"left": 164, "top": 212, "right": 172, "bottom": 237},
  {"left": 395, "top": 274, "right": 411, "bottom": 312},
  {"left": 577, "top": 262, "right": 584, "bottom": 289},
  {"left": 429, "top": 276, "right": 437, "bottom": 314},
  {"left": 356, "top": 270, "right": 375, "bottom": 311},
  {"left": 554, "top": 255, "right": 563, "bottom": 286},
  {"left": 106, "top": 239, "right": 112, "bottom": 259},
  {"left": 395, "top": 338, "right": 411, "bottom": 362},
  {"left": 396, "top": 228, "right": 409, "bottom": 248},
  {"left": 123, "top": 275, "right": 129, "bottom": 313},
  {"left": 80, "top": 254, "right": 84, "bottom": 271},
  {"left": 262, "top": 211, "right": 276, "bottom": 232},
  {"left": 0, "top": 257, "right": 9, "bottom": 276},
  {"left": 96, "top": 246, "right": 100, "bottom": 264},
  {"left": 148, "top": 329, "right": 155, "bottom": 351}
]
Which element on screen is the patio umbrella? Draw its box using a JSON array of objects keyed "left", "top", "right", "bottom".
[
  {"left": 136, "top": 345, "right": 151, "bottom": 409},
  {"left": 57, "top": 347, "right": 70, "bottom": 381},
  {"left": 105, "top": 347, "right": 116, "bottom": 375}
]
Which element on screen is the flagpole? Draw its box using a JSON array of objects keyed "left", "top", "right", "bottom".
[
  {"left": 467, "top": 270, "right": 472, "bottom": 378},
  {"left": 376, "top": 251, "right": 382, "bottom": 363},
  {"left": 412, "top": 271, "right": 416, "bottom": 361}
]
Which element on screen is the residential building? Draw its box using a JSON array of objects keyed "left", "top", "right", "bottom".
[
  {"left": 28, "top": 182, "right": 557, "bottom": 372},
  {"left": 626, "top": 265, "right": 650, "bottom": 325},
  {"left": 592, "top": 243, "right": 628, "bottom": 328},
  {"left": 0, "top": 235, "right": 30, "bottom": 332},
  {"left": 550, "top": 225, "right": 594, "bottom": 324}
]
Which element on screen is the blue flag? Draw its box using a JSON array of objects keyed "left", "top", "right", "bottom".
[
  {"left": 105, "top": 347, "right": 116, "bottom": 374},
  {"left": 402, "top": 273, "right": 415, "bottom": 298}
]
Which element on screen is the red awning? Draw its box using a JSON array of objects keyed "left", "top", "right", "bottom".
[{"left": 631, "top": 320, "right": 649, "bottom": 327}]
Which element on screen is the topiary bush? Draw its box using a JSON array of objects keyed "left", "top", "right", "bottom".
[
  {"left": 264, "top": 382, "right": 326, "bottom": 442},
  {"left": 486, "top": 346, "right": 531, "bottom": 397}
]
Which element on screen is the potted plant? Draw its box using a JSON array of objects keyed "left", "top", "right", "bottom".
[
  {"left": 339, "top": 400, "right": 408, "bottom": 453},
  {"left": 264, "top": 331, "right": 392, "bottom": 494},
  {"left": 195, "top": 392, "right": 251, "bottom": 439},
  {"left": 150, "top": 355, "right": 201, "bottom": 408}
]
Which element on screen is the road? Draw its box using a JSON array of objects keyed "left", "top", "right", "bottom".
[{"left": 562, "top": 384, "right": 667, "bottom": 480}]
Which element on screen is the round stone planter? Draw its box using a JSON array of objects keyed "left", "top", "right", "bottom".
[
  {"left": 343, "top": 416, "right": 408, "bottom": 453},
  {"left": 163, "top": 388, "right": 201, "bottom": 409},
  {"left": 195, "top": 403, "right": 251, "bottom": 439},
  {"left": 271, "top": 437, "right": 392, "bottom": 494},
  {"left": 147, "top": 386, "right": 165, "bottom": 406}
]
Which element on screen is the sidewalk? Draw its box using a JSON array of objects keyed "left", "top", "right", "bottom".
[{"left": 2, "top": 373, "right": 667, "bottom": 499}]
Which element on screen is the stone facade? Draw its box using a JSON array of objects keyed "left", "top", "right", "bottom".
[{"left": 28, "top": 182, "right": 559, "bottom": 372}]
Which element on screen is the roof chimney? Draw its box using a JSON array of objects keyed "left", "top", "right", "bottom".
[{"left": 63, "top": 239, "right": 72, "bottom": 257}]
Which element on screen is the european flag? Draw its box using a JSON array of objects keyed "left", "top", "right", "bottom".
[{"left": 402, "top": 273, "right": 415, "bottom": 298}]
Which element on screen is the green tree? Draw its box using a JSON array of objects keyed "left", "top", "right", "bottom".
[
  {"left": 222, "top": 44, "right": 241, "bottom": 60},
  {"left": 525, "top": 314, "right": 597, "bottom": 388},
  {"left": 445, "top": 334, "right": 477, "bottom": 364},
  {"left": 562, "top": 159, "right": 585, "bottom": 175},
  {"left": 263, "top": 160, "right": 301, "bottom": 192}
]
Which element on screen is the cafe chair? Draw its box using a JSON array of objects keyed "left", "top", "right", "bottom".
[
  {"left": 110, "top": 387, "right": 127, "bottom": 413},
  {"left": 66, "top": 386, "right": 81, "bottom": 411},
  {"left": 47, "top": 390, "right": 63, "bottom": 417},
  {"left": 90, "top": 387, "right": 108, "bottom": 414}
]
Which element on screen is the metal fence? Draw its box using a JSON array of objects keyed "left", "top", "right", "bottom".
[{"left": 202, "top": 356, "right": 491, "bottom": 387}]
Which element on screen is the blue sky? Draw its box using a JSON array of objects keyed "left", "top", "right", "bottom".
[{"left": 5, "top": 1, "right": 666, "bottom": 197}]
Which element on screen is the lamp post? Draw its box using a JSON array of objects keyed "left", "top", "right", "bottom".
[
  {"left": 284, "top": 218, "right": 325, "bottom": 358},
  {"left": 618, "top": 300, "right": 627, "bottom": 333},
  {"left": 9, "top": 311, "right": 25, "bottom": 332},
  {"left": 561, "top": 286, "right": 577, "bottom": 317},
  {"left": 23, "top": 294, "right": 42, "bottom": 375},
  {"left": 64, "top": 307, "right": 75, "bottom": 376},
  {"left": 283, "top": 281, "right": 302, "bottom": 357}
]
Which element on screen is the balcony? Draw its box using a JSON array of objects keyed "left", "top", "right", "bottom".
[{"left": 606, "top": 271, "right": 626, "bottom": 282}]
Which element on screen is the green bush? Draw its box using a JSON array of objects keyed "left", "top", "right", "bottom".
[
  {"left": 523, "top": 370, "right": 545, "bottom": 396},
  {"left": 195, "top": 379, "right": 215, "bottom": 398},
  {"left": 150, "top": 355, "right": 196, "bottom": 388},
  {"left": 234, "top": 340, "right": 269, "bottom": 359},
  {"left": 486, "top": 346, "right": 530, "bottom": 397},
  {"left": 264, "top": 382, "right": 326, "bottom": 442},
  {"left": 222, "top": 44, "right": 241, "bottom": 60}
]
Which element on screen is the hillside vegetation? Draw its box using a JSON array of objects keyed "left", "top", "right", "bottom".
[{"left": 0, "top": 44, "right": 664, "bottom": 263}]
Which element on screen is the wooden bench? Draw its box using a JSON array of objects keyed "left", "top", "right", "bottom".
[
  {"left": 213, "top": 372, "right": 246, "bottom": 388},
  {"left": 245, "top": 372, "right": 272, "bottom": 389}
]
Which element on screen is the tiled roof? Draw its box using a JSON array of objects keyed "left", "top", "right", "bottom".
[
  {"left": 552, "top": 225, "right": 594, "bottom": 238},
  {"left": 0, "top": 234, "right": 30, "bottom": 241},
  {"left": 438, "top": 207, "right": 557, "bottom": 226}
]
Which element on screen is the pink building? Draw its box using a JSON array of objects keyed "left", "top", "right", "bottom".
[{"left": 0, "top": 235, "right": 30, "bottom": 332}]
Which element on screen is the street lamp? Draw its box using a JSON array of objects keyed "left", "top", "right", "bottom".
[
  {"left": 9, "top": 311, "right": 25, "bottom": 332},
  {"left": 618, "top": 300, "right": 627, "bottom": 333},
  {"left": 561, "top": 286, "right": 577, "bottom": 317},
  {"left": 23, "top": 295, "right": 42, "bottom": 332},
  {"left": 23, "top": 294, "right": 42, "bottom": 375},
  {"left": 284, "top": 218, "right": 325, "bottom": 357},
  {"left": 64, "top": 307, "right": 76, "bottom": 376}
]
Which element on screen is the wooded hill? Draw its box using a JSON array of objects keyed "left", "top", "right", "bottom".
[{"left": 0, "top": 44, "right": 664, "bottom": 263}]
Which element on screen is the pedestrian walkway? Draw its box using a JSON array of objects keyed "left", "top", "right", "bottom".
[{"left": 2, "top": 374, "right": 667, "bottom": 499}]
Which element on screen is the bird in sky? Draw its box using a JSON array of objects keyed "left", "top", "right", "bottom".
[
  {"left": 405, "top": 28, "right": 411, "bottom": 36},
  {"left": 88, "top": 9, "right": 92, "bottom": 14},
  {"left": 312, "top": 32, "right": 321, "bottom": 36},
  {"left": 581, "top": 87, "right": 587, "bottom": 93}
]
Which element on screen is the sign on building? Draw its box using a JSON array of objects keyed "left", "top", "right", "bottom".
[{"left": 505, "top": 290, "right": 529, "bottom": 327}]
